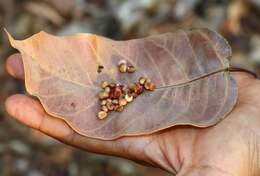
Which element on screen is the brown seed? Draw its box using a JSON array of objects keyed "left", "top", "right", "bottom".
[
  {"left": 101, "top": 105, "right": 108, "bottom": 112},
  {"left": 101, "top": 100, "right": 107, "bottom": 106},
  {"left": 127, "top": 65, "right": 136, "bottom": 73},
  {"left": 144, "top": 82, "right": 156, "bottom": 91},
  {"left": 106, "top": 102, "right": 115, "bottom": 111},
  {"left": 97, "top": 65, "right": 104, "bottom": 73},
  {"left": 112, "top": 99, "right": 119, "bottom": 105},
  {"left": 121, "top": 85, "right": 128, "bottom": 94},
  {"left": 134, "top": 83, "right": 144, "bottom": 94},
  {"left": 109, "top": 83, "right": 116, "bottom": 88},
  {"left": 119, "top": 63, "right": 127, "bottom": 73},
  {"left": 101, "top": 81, "right": 109, "bottom": 89},
  {"left": 113, "top": 87, "right": 122, "bottom": 98},
  {"left": 114, "top": 105, "right": 124, "bottom": 112},
  {"left": 149, "top": 83, "right": 156, "bottom": 90},
  {"left": 128, "top": 83, "right": 136, "bottom": 91},
  {"left": 139, "top": 77, "right": 146, "bottom": 85},
  {"left": 119, "top": 98, "right": 128, "bottom": 106},
  {"left": 104, "top": 86, "right": 110, "bottom": 93},
  {"left": 97, "top": 111, "right": 107, "bottom": 120},
  {"left": 125, "top": 94, "right": 133, "bottom": 102},
  {"left": 99, "top": 91, "right": 109, "bottom": 99}
]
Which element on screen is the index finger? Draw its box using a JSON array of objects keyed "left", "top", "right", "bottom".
[{"left": 6, "top": 53, "right": 24, "bottom": 80}]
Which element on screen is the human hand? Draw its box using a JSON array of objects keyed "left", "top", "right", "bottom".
[{"left": 5, "top": 53, "right": 260, "bottom": 175}]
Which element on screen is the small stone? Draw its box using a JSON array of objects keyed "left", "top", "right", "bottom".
[{"left": 97, "top": 111, "right": 107, "bottom": 120}]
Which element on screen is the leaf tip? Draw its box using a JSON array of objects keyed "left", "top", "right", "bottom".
[{"left": 4, "top": 28, "right": 17, "bottom": 48}]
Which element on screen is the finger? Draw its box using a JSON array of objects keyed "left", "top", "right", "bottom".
[
  {"left": 4, "top": 94, "right": 124, "bottom": 156},
  {"left": 6, "top": 53, "right": 24, "bottom": 80}
]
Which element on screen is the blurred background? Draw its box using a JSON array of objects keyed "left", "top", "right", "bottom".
[{"left": 0, "top": 0, "right": 260, "bottom": 175}]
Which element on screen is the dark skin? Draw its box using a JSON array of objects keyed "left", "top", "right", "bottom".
[{"left": 5, "top": 53, "right": 260, "bottom": 175}]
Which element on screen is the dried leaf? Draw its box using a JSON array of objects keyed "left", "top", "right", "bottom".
[{"left": 6, "top": 28, "right": 237, "bottom": 140}]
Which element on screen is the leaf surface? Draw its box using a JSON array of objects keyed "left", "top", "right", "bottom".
[{"left": 7, "top": 28, "right": 237, "bottom": 140}]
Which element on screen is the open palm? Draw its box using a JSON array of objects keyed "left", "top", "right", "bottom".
[{"left": 5, "top": 53, "right": 260, "bottom": 175}]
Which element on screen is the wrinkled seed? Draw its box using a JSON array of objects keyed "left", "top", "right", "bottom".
[
  {"left": 139, "top": 77, "right": 146, "bottom": 85},
  {"left": 119, "top": 98, "right": 128, "bottom": 106},
  {"left": 97, "top": 111, "right": 107, "bottom": 120},
  {"left": 101, "top": 100, "right": 107, "bottom": 106},
  {"left": 101, "top": 81, "right": 109, "bottom": 89},
  {"left": 101, "top": 105, "right": 108, "bottom": 112},
  {"left": 127, "top": 65, "right": 135, "bottom": 73},
  {"left": 125, "top": 94, "right": 133, "bottom": 102},
  {"left": 119, "top": 63, "right": 127, "bottom": 73},
  {"left": 99, "top": 91, "right": 109, "bottom": 99}
]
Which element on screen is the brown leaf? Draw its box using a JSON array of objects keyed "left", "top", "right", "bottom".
[{"left": 6, "top": 28, "right": 237, "bottom": 140}]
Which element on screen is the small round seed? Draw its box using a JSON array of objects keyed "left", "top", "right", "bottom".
[
  {"left": 149, "top": 83, "right": 156, "bottom": 90},
  {"left": 139, "top": 77, "right": 146, "bottom": 85},
  {"left": 127, "top": 65, "right": 136, "bottom": 73},
  {"left": 134, "top": 83, "right": 144, "bottom": 94},
  {"left": 112, "top": 99, "right": 119, "bottom": 105},
  {"left": 113, "top": 87, "right": 122, "bottom": 98},
  {"left": 115, "top": 105, "right": 124, "bottom": 112},
  {"left": 119, "top": 63, "right": 127, "bottom": 73},
  {"left": 101, "top": 81, "right": 109, "bottom": 89},
  {"left": 97, "top": 111, "right": 107, "bottom": 120},
  {"left": 104, "top": 86, "right": 110, "bottom": 93},
  {"left": 144, "top": 82, "right": 156, "bottom": 91},
  {"left": 97, "top": 65, "right": 104, "bottom": 73},
  {"left": 119, "top": 98, "right": 127, "bottom": 106},
  {"left": 101, "top": 100, "right": 107, "bottom": 106},
  {"left": 101, "top": 105, "right": 108, "bottom": 112},
  {"left": 128, "top": 83, "right": 136, "bottom": 91},
  {"left": 106, "top": 102, "right": 115, "bottom": 111},
  {"left": 107, "top": 98, "right": 112, "bottom": 103},
  {"left": 99, "top": 91, "right": 109, "bottom": 99},
  {"left": 125, "top": 94, "right": 133, "bottom": 102}
]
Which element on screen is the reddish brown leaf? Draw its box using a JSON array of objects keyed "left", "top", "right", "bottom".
[{"left": 6, "top": 28, "right": 237, "bottom": 140}]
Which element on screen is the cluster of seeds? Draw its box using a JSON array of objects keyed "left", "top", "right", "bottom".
[
  {"left": 97, "top": 77, "right": 156, "bottom": 120},
  {"left": 97, "top": 61, "right": 156, "bottom": 120},
  {"left": 118, "top": 60, "right": 136, "bottom": 73}
]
